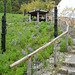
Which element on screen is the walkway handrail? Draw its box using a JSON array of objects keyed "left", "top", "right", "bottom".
[{"left": 9, "top": 18, "right": 69, "bottom": 75}]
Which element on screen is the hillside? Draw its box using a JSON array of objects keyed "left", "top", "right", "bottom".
[{"left": 0, "top": 13, "right": 55, "bottom": 75}]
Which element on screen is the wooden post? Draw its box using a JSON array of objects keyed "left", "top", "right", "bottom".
[
  {"left": 66, "top": 33, "right": 68, "bottom": 52},
  {"left": 24, "top": 9, "right": 26, "bottom": 16},
  {"left": 65, "top": 17, "right": 66, "bottom": 31},
  {"left": 54, "top": 41, "right": 57, "bottom": 67},
  {"left": 72, "top": 18, "right": 74, "bottom": 26},
  {"left": 65, "top": 17, "right": 68, "bottom": 52},
  {"left": 46, "top": 13, "right": 48, "bottom": 22},
  {"left": 59, "top": 18, "right": 61, "bottom": 28},
  {"left": 51, "top": 16, "right": 52, "bottom": 23},
  {"left": 37, "top": 12, "right": 39, "bottom": 22},
  {"left": 27, "top": 57, "right": 31, "bottom": 75},
  {"left": 29, "top": 14, "right": 31, "bottom": 23}
]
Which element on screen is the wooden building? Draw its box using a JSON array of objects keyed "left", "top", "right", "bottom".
[{"left": 28, "top": 9, "right": 49, "bottom": 22}]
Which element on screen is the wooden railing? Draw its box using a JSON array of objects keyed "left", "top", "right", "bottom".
[{"left": 9, "top": 18, "right": 69, "bottom": 75}]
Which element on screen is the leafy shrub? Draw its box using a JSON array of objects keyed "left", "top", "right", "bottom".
[
  {"left": 47, "top": 45, "right": 54, "bottom": 54},
  {"left": 30, "top": 21, "right": 35, "bottom": 25},
  {"left": 60, "top": 41, "right": 66, "bottom": 52},
  {"left": 6, "top": 0, "right": 12, "bottom": 13},
  {"left": 41, "top": 51, "right": 50, "bottom": 59},
  {"left": 68, "top": 37, "right": 72, "bottom": 45},
  {"left": 15, "top": 67, "right": 24, "bottom": 75},
  {"left": 43, "top": 60, "right": 48, "bottom": 68},
  {"left": 37, "top": 53, "right": 42, "bottom": 62},
  {"left": 49, "top": 19, "right": 51, "bottom": 21},
  {"left": 0, "top": 13, "right": 64, "bottom": 75},
  {"left": 0, "top": 1, "right": 4, "bottom": 13},
  {"left": 20, "top": 0, "right": 55, "bottom": 13}
]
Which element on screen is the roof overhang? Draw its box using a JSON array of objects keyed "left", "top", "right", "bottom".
[{"left": 28, "top": 9, "right": 49, "bottom": 16}]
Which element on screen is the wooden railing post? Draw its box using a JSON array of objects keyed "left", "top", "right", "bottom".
[
  {"left": 66, "top": 33, "right": 68, "bottom": 52},
  {"left": 65, "top": 17, "right": 67, "bottom": 31},
  {"left": 27, "top": 57, "right": 31, "bottom": 75},
  {"left": 65, "top": 17, "right": 68, "bottom": 52},
  {"left": 51, "top": 16, "right": 52, "bottom": 23},
  {"left": 59, "top": 18, "right": 61, "bottom": 28},
  {"left": 54, "top": 41, "right": 57, "bottom": 67}
]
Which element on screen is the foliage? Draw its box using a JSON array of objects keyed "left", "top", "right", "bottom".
[
  {"left": 52, "top": 0, "right": 61, "bottom": 5},
  {"left": 11, "top": 1, "right": 20, "bottom": 14},
  {"left": 0, "top": 1, "right": 4, "bottom": 13},
  {"left": 68, "top": 37, "right": 72, "bottom": 46},
  {"left": 0, "top": 13, "right": 56, "bottom": 75},
  {"left": 59, "top": 35, "right": 72, "bottom": 52},
  {"left": 46, "top": 1, "right": 55, "bottom": 11},
  {"left": 0, "top": 13, "right": 71, "bottom": 74},
  {"left": 0, "top": 0, "right": 61, "bottom": 13},
  {"left": 6, "top": 0, "right": 12, "bottom": 13},
  {"left": 20, "top": 0, "right": 55, "bottom": 13},
  {"left": 60, "top": 41, "right": 66, "bottom": 52}
]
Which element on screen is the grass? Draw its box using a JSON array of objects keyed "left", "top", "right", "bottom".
[
  {"left": 0, "top": 13, "right": 55, "bottom": 75},
  {"left": 0, "top": 13, "right": 72, "bottom": 75}
]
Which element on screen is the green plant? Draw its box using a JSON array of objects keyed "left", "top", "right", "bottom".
[
  {"left": 37, "top": 53, "right": 42, "bottom": 62},
  {"left": 0, "top": 1, "right": 4, "bottom": 13},
  {"left": 0, "top": 13, "right": 63, "bottom": 75},
  {"left": 43, "top": 60, "right": 48, "bottom": 68},
  {"left": 6, "top": 0, "right": 12, "bottom": 13},
  {"left": 68, "top": 37, "right": 72, "bottom": 45},
  {"left": 60, "top": 41, "right": 66, "bottom": 52}
]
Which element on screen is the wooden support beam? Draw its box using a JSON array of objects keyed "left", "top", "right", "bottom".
[
  {"left": 46, "top": 13, "right": 48, "bottom": 22},
  {"left": 66, "top": 33, "right": 68, "bottom": 52},
  {"left": 54, "top": 41, "right": 57, "bottom": 67},
  {"left": 37, "top": 12, "right": 39, "bottom": 22},
  {"left": 29, "top": 14, "right": 31, "bottom": 23},
  {"left": 27, "top": 58, "right": 31, "bottom": 75}
]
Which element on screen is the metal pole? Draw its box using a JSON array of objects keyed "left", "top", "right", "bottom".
[
  {"left": 1, "top": 1, "right": 6, "bottom": 52},
  {"left": 54, "top": 7, "right": 58, "bottom": 67},
  {"left": 54, "top": 7, "right": 58, "bottom": 37}
]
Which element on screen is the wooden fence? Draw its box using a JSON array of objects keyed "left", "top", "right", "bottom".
[{"left": 9, "top": 18, "right": 69, "bottom": 75}]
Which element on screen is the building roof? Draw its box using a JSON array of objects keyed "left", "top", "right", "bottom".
[{"left": 28, "top": 9, "right": 48, "bottom": 16}]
